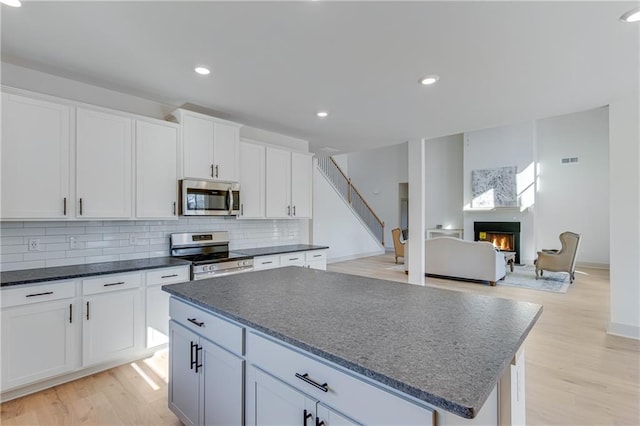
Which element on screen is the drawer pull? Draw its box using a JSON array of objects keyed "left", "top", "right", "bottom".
[
  {"left": 103, "top": 281, "right": 125, "bottom": 287},
  {"left": 25, "top": 291, "right": 54, "bottom": 298},
  {"left": 161, "top": 274, "right": 179, "bottom": 279},
  {"left": 188, "top": 318, "right": 204, "bottom": 327},
  {"left": 313, "top": 254, "right": 322, "bottom": 258},
  {"left": 303, "top": 409, "right": 313, "bottom": 426},
  {"left": 290, "top": 257, "right": 300, "bottom": 261},
  {"left": 295, "top": 373, "right": 328, "bottom": 393},
  {"left": 262, "top": 261, "right": 273, "bottom": 265}
]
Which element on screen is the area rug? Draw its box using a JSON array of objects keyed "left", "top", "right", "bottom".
[{"left": 499, "top": 264, "right": 570, "bottom": 293}]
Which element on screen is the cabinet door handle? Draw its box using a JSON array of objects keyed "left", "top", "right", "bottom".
[
  {"left": 293, "top": 205, "right": 296, "bottom": 216},
  {"left": 86, "top": 301, "right": 90, "bottom": 320},
  {"left": 190, "top": 341, "right": 197, "bottom": 370},
  {"left": 69, "top": 303, "right": 73, "bottom": 324},
  {"left": 288, "top": 205, "right": 291, "bottom": 216},
  {"left": 161, "top": 274, "right": 179, "bottom": 279},
  {"left": 315, "top": 417, "right": 325, "bottom": 426},
  {"left": 215, "top": 165, "right": 219, "bottom": 178},
  {"left": 63, "top": 197, "right": 67, "bottom": 215},
  {"left": 79, "top": 198, "right": 83, "bottom": 216},
  {"left": 188, "top": 317, "right": 204, "bottom": 327},
  {"left": 103, "top": 281, "right": 125, "bottom": 287},
  {"left": 173, "top": 201, "right": 177, "bottom": 216},
  {"left": 195, "top": 345, "right": 203, "bottom": 373},
  {"left": 211, "top": 164, "right": 214, "bottom": 178},
  {"left": 25, "top": 291, "right": 53, "bottom": 298},
  {"left": 303, "top": 409, "right": 313, "bottom": 426},
  {"left": 240, "top": 203, "right": 243, "bottom": 216},
  {"left": 295, "top": 373, "right": 328, "bottom": 392}
]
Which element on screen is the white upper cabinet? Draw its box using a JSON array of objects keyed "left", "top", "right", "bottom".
[
  {"left": 265, "top": 147, "right": 292, "bottom": 218},
  {"left": 1, "top": 93, "right": 71, "bottom": 219},
  {"left": 172, "top": 109, "right": 240, "bottom": 182},
  {"left": 291, "top": 152, "right": 313, "bottom": 218},
  {"left": 265, "top": 147, "right": 313, "bottom": 219},
  {"left": 76, "top": 108, "right": 133, "bottom": 219},
  {"left": 135, "top": 120, "right": 179, "bottom": 219},
  {"left": 239, "top": 141, "right": 266, "bottom": 218}
]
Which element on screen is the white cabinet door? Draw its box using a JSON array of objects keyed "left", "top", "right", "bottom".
[
  {"left": 291, "top": 152, "right": 313, "bottom": 219},
  {"left": 239, "top": 141, "right": 266, "bottom": 218},
  {"left": 213, "top": 122, "right": 240, "bottom": 182},
  {"left": 182, "top": 114, "right": 214, "bottom": 180},
  {"left": 201, "top": 338, "right": 244, "bottom": 426},
  {"left": 82, "top": 289, "right": 142, "bottom": 366},
  {"left": 169, "top": 321, "right": 200, "bottom": 426},
  {"left": 136, "top": 120, "right": 178, "bottom": 219},
  {"left": 248, "top": 367, "right": 317, "bottom": 426},
  {"left": 1, "top": 93, "right": 71, "bottom": 219},
  {"left": 266, "top": 147, "right": 291, "bottom": 218},
  {"left": 1, "top": 299, "right": 79, "bottom": 391},
  {"left": 76, "top": 108, "right": 133, "bottom": 218},
  {"left": 146, "top": 285, "right": 171, "bottom": 348},
  {"left": 317, "top": 404, "right": 361, "bottom": 426}
]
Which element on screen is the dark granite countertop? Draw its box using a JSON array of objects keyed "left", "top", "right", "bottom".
[
  {"left": 1, "top": 257, "right": 191, "bottom": 287},
  {"left": 234, "top": 244, "right": 328, "bottom": 257},
  {"left": 162, "top": 267, "right": 542, "bottom": 419}
]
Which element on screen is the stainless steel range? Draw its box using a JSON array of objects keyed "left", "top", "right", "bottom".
[{"left": 170, "top": 231, "right": 253, "bottom": 280}]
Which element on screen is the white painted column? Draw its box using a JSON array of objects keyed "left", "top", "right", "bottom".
[
  {"left": 608, "top": 95, "right": 640, "bottom": 339},
  {"left": 407, "top": 139, "right": 426, "bottom": 285}
]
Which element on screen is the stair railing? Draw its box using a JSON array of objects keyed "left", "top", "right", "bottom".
[{"left": 317, "top": 156, "right": 385, "bottom": 245}]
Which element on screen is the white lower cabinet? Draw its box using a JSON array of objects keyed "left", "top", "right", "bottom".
[
  {"left": 145, "top": 266, "right": 190, "bottom": 348},
  {"left": 1, "top": 281, "right": 79, "bottom": 390},
  {"left": 168, "top": 306, "right": 244, "bottom": 426},
  {"left": 82, "top": 273, "right": 143, "bottom": 366}
]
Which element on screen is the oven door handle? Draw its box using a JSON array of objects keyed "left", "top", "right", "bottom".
[{"left": 194, "top": 266, "right": 253, "bottom": 280}]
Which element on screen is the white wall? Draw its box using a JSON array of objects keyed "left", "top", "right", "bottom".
[
  {"left": 463, "top": 121, "right": 536, "bottom": 263},
  {"left": 344, "top": 143, "right": 408, "bottom": 249},
  {"left": 536, "top": 107, "right": 609, "bottom": 266},
  {"left": 608, "top": 95, "right": 640, "bottom": 339},
  {"left": 312, "top": 167, "right": 384, "bottom": 262},
  {"left": 0, "top": 218, "right": 307, "bottom": 272},
  {"left": 425, "top": 134, "right": 464, "bottom": 230}
]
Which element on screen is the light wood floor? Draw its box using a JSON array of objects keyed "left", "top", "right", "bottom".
[{"left": 1, "top": 253, "right": 638, "bottom": 425}]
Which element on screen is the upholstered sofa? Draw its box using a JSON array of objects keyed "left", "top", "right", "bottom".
[{"left": 405, "top": 237, "right": 507, "bottom": 285}]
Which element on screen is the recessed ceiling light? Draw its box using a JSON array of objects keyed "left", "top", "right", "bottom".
[
  {"left": 194, "top": 66, "right": 211, "bottom": 75},
  {"left": 420, "top": 75, "right": 440, "bottom": 86},
  {"left": 620, "top": 8, "right": 640, "bottom": 23},
  {"left": 1, "top": 0, "right": 22, "bottom": 7},
  {"left": 317, "top": 111, "right": 328, "bottom": 118}
]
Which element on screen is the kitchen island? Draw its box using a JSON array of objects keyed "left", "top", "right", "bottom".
[{"left": 162, "top": 266, "right": 542, "bottom": 425}]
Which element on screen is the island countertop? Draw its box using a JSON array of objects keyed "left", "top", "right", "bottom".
[{"left": 162, "top": 267, "right": 542, "bottom": 419}]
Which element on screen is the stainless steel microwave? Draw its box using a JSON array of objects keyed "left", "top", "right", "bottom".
[{"left": 179, "top": 179, "right": 240, "bottom": 216}]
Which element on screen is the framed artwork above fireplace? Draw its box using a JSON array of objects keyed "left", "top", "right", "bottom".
[{"left": 471, "top": 166, "right": 518, "bottom": 208}]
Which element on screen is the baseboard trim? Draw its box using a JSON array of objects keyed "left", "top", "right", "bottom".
[
  {"left": 327, "top": 250, "right": 385, "bottom": 264},
  {"left": 607, "top": 322, "right": 640, "bottom": 340},
  {"left": 0, "top": 346, "right": 166, "bottom": 403},
  {"left": 576, "top": 261, "right": 610, "bottom": 270}
]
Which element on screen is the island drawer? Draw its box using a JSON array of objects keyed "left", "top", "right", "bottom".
[
  {"left": 1, "top": 280, "right": 76, "bottom": 308},
  {"left": 305, "top": 250, "right": 327, "bottom": 263},
  {"left": 247, "top": 332, "right": 434, "bottom": 425},
  {"left": 146, "top": 266, "right": 189, "bottom": 286},
  {"left": 169, "top": 297, "right": 244, "bottom": 355},
  {"left": 280, "top": 253, "right": 305, "bottom": 267}
]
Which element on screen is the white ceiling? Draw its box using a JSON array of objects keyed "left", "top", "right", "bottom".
[{"left": 2, "top": 1, "right": 638, "bottom": 154}]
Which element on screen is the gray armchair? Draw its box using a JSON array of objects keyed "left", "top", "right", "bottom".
[{"left": 535, "top": 231, "right": 581, "bottom": 283}]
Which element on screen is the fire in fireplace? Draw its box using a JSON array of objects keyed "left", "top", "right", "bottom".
[
  {"left": 479, "top": 232, "right": 515, "bottom": 251},
  {"left": 474, "top": 222, "right": 521, "bottom": 264}
]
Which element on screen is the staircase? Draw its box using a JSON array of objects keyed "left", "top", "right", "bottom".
[{"left": 317, "top": 156, "right": 385, "bottom": 245}]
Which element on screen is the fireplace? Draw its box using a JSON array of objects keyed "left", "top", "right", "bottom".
[{"left": 474, "top": 222, "right": 521, "bottom": 264}]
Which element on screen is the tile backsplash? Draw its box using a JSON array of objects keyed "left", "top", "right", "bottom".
[{"left": 0, "top": 218, "right": 307, "bottom": 271}]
